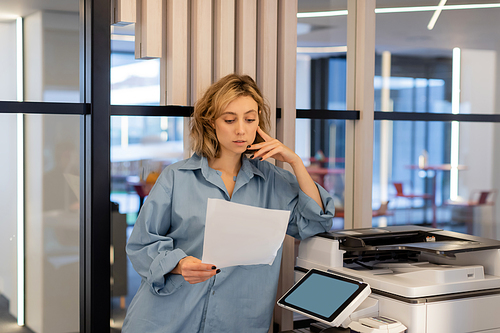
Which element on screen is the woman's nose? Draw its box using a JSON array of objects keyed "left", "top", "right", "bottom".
[{"left": 235, "top": 120, "right": 245, "bottom": 134}]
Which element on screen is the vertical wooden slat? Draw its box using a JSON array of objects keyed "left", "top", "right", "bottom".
[
  {"left": 256, "top": 0, "right": 278, "bottom": 137},
  {"left": 235, "top": 0, "right": 257, "bottom": 78},
  {"left": 112, "top": 0, "right": 136, "bottom": 25},
  {"left": 135, "top": 0, "right": 162, "bottom": 59},
  {"left": 214, "top": 0, "right": 235, "bottom": 81},
  {"left": 191, "top": 0, "right": 213, "bottom": 103},
  {"left": 346, "top": 0, "right": 375, "bottom": 229},
  {"left": 274, "top": 0, "right": 297, "bottom": 330},
  {"left": 160, "top": 0, "right": 189, "bottom": 105}
]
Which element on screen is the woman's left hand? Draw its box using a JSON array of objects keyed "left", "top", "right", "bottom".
[
  {"left": 248, "top": 127, "right": 301, "bottom": 166},
  {"left": 250, "top": 127, "right": 325, "bottom": 211}
]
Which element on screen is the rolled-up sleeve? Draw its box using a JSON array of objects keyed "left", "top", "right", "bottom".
[
  {"left": 273, "top": 168, "right": 335, "bottom": 240},
  {"left": 126, "top": 170, "right": 187, "bottom": 296}
]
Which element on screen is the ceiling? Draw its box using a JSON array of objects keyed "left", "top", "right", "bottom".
[
  {"left": 297, "top": 0, "right": 500, "bottom": 57},
  {"left": 1, "top": 0, "right": 499, "bottom": 58}
]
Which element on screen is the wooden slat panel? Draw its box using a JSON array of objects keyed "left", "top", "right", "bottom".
[
  {"left": 214, "top": 0, "right": 235, "bottom": 81},
  {"left": 160, "top": 0, "right": 189, "bottom": 105},
  {"left": 346, "top": 0, "right": 376, "bottom": 229},
  {"left": 274, "top": 1, "right": 297, "bottom": 332},
  {"left": 112, "top": 0, "right": 136, "bottom": 25},
  {"left": 276, "top": 0, "right": 297, "bottom": 158},
  {"left": 235, "top": 0, "right": 257, "bottom": 78},
  {"left": 135, "top": 0, "right": 162, "bottom": 59},
  {"left": 191, "top": 0, "right": 213, "bottom": 103},
  {"left": 256, "top": 0, "right": 278, "bottom": 137}
]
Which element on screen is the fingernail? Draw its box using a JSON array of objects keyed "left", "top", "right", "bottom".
[
  {"left": 250, "top": 155, "right": 254, "bottom": 159},
  {"left": 212, "top": 266, "right": 217, "bottom": 270},
  {"left": 258, "top": 157, "right": 263, "bottom": 161},
  {"left": 247, "top": 145, "right": 251, "bottom": 148},
  {"left": 216, "top": 269, "right": 221, "bottom": 274}
]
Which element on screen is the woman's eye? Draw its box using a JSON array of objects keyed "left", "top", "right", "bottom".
[
  {"left": 246, "top": 119, "right": 256, "bottom": 123},
  {"left": 224, "top": 119, "right": 235, "bottom": 124}
]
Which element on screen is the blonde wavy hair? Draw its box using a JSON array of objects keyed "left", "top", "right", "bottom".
[{"left": 190, "top": 74, "right": 271, "bottom": 159}]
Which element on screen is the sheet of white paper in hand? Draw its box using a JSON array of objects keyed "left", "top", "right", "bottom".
[{"left": 201, "top": 198, "right": 291, "bottom": 269}]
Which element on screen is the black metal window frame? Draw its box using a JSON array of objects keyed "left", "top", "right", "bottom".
[{"left": 375, "top": 111, "right": 500, "bottom": 123}]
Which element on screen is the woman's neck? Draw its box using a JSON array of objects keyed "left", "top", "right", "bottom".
[{"left": 208, "top": 153, "right": 242, "bottom": 176}]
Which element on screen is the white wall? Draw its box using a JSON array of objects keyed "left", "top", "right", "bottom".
[
  {"left": 458, "top": 49, "right": 497, "bottom": 238},
  {"left": 458, "top": 49, "right": 496, "bottom": 197}
]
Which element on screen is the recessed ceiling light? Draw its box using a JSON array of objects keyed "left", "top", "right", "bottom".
[
  {"left": 427, "top": 0, "right": 447, "bottom": 30},
  {"left": 297, "top": 46, "right": 347, "bottom": 54},
  {"left": 298, "top": 3, "right": 500, "bottom": 18}
]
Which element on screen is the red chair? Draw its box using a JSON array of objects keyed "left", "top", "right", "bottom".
[{"left": 393, "top": 182, "right": 434, "bottom": 223}]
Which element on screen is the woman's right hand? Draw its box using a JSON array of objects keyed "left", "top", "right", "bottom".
[{"left": 171, "top": 256, "right": 219, "bottom": 284}]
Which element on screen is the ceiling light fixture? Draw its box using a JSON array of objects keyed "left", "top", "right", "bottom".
[
  {"left": 297, "top": 10, "right": 347, "bottom": 18},
  {"left": 297, "top": 46, "right": 347, "bottom": 54},
  {"left": 427, "top": 0, "right": 447, "bottom": 30},
  {"left": 297, "top": 3, "right": 500, "bottom": 18}
]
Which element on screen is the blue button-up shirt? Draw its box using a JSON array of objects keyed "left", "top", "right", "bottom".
[{"left": 122, "top": 153, "right": 334, "bottom": 333}]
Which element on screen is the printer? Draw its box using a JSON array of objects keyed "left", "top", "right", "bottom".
[{"left": 295, "top": 225, "right": 500, "bottom": 333}]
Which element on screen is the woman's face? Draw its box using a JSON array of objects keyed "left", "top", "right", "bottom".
[{"left": 213, "top": 95, "right": 259, "bottom": 158}]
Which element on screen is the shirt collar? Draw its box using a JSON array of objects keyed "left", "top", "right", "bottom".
[{"left": 179, "top": 153, "right": 266, "bottom": 180}]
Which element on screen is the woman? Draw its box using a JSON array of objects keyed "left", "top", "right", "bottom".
[{"left": 122, "top": 74, "right": 335, "bottom": 333}]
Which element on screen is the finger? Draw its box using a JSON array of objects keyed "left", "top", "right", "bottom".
[
  {"left": 250, "top": 139, "right": 280, "bottom": 152},
  {"left": 184, "top": 268, "right": 220, "bottom": 284},
  {"left": 198, "top": 262, "right": 218, "bottom": 271},
  {"left": 252, "top": 141, "right": 281, "bottom": 158},
  {"left": 260, "top": 147, "right": 284, "bottom": 161},
  {"left": 185, "top": 261, "right": 218, "bottom": 272}
]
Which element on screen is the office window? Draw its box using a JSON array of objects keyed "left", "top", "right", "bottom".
[
  {"left": 0, "top": 114, "right": 81, "bottom": 332},
  {"left": 0, "top": 114, "right": 20, "bottom": 329},
  {"left": 111, "top": 25, "right": 161, "bottom": 106},
  {"left": 373, "top": 2, "right": 500, "bottom": 238},
  {"left": 0, "top": 9, "right": 81, "bottom": 103},
  {"left": 0, "top": 0, "right": 83, "bottom": 330},
  {"left": 297, "top": 1, "right": 348, "bottom": 229},
  {"left": 109, "top": 114, "right": 183, "bottom": 328},
  {"left": 373, "top": 120, "right": 499, "bottom": 239}
]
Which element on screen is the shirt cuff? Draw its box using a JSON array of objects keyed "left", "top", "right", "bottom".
[
  {"left": 298, "top": 183, "right": 335, "bottom": 220},
  {"left": 150, "top": 248, "right": 188, "bottom": 296}
]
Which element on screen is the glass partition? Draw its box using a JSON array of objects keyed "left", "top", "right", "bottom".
[
  {"left": 373, "top": 2, "right": 500, "bottom": 238},
  {"left": 296, "top": 118, "right": 346, "bottom": 230},
  {"left": 0, "top": 114, "right": 21, "bottom": 330},
  {"left": 375, "top": 0, "right": 500, "bottom": 116},
  {"left": 0, "top": 114, "right": 81, "bottom": 333},
  {"left": 111, "top": 25, "right": 160, "bottom": 106},
  {"left": 373, "top": 120, "right": 500, "bottom": 240},
  {"left": 0, "top": 1, "right": 81, "bottom": 103},
  {"left": 297, "top": 0, "right": 348, "bottom": 229},
  {"left": 110, "top": 116, "right": 183, "bottom": 330}
]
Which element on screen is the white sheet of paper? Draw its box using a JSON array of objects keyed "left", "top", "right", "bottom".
[{"left": 201, "top": 198, "right": 290, "bottom": 269}]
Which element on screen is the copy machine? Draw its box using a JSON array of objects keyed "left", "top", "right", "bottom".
[{"left": 295, "top": 225, "right": 500, "bottom": 333}]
